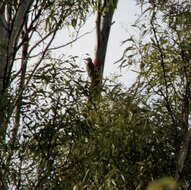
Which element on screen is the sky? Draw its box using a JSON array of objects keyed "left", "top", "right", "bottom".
[{"left": 53, "top": 0, "right": 141, "bottom": 87}]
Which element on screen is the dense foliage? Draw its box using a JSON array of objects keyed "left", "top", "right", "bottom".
[{"left": 4, "top": 57, "right": 177, "bottom": 189}]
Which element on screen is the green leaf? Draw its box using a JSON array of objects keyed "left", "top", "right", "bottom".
[{"left": 71, "top": 19, "right": 77, "bottom": 28}]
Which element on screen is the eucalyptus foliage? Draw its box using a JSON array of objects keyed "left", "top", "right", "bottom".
[
  {"left": 121, "top": 0, "right": 191, "bottom": 188},
  {"left": 4, "top": 56, "right": 175, "bottom": 189}
]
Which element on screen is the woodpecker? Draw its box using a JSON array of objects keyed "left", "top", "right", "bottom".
[{"left": 84, "top": 57, "right": 95, "bottom": 83}]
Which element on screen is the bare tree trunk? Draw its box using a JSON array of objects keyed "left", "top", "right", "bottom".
[
  {"left": 0, "top": 0, "right": 33, "bottom": 92},
  {"left": 175, "top": 50, "right": 191, "bottom": 182},
  {"left": 89, "top": 0, "right": 118, "bottom": 100},
  {"left": 176, "top": 129, "right": 191, "bottom": 181},
  {"left": 0, "top": 0, "right": 33, "bottom": 143},
  {"left": 0, "top": 2, "right": 33, "bottom": 189},
  {"left": 0, "top": 3, "right": 8, "bottom": 92},
  {"left": 11, "top": 20, "right": 29, "bottom": 146}
]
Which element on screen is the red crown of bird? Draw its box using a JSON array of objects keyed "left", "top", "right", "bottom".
[{"left": 84, "top": 57, "right": 102, "bottom": 68}]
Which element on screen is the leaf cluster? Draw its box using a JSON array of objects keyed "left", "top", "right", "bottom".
[{"left": 6, "top": 56, "right": 176, "bottom": 189}]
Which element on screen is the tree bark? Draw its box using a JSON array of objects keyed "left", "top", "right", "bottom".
[
  {"left": 0, "top": 2, "right": 33, "bottom": 189},
  {"left": 0, "top": 0, "right": 33, "bottom": 138},
  {"left": 90, "top": 0, "right": 118, "bottom": 99},
  {"left": 0, "top": 3, "right": 8, "bottom": 91},
  {"left": 176, "top": 129, "right": 191, "bottom": 181},
  {"left": 0, "top": 0, "right": 33, "bottom": 92}
]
